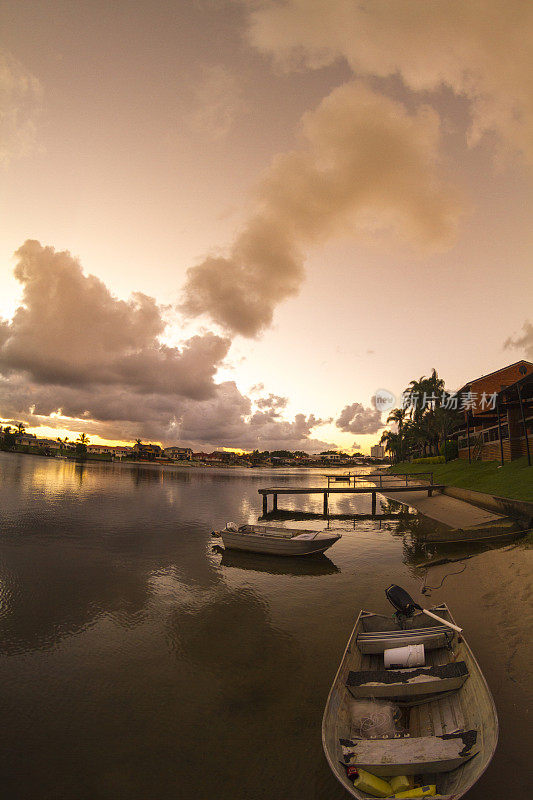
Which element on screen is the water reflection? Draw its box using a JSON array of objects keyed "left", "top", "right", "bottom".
[
  {"left": 401, "top": 532, "right": 523, "bottom": 570},
  {"left": 215, "top": 546, "right": 340, "bottom": 576},
  {"left": 0, "top": 453, "right": 531, "bottom": 800},
  {"left": 260, "top": 508, "right": 414, "bottom": 522},
  {"left": 162, "top": 585, "right": 314, "bottom": 799}
]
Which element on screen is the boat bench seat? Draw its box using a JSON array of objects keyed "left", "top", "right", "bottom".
[
  {"left": 356, "top": 626, "right": 452, "bottom": 654},
  {"left": 346, "top": 661, "right": 469, "bottom": 698},
  {"left": 340, "top": 729, "right": 479, "bottom": 776}
]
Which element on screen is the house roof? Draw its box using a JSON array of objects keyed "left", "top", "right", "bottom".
[{"left": 456, "top": 360, "right": 533, "bottom": 394}]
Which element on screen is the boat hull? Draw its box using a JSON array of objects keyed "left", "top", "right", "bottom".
[
  {"left": 219, "top": 530, "right": 341, "bottom": 556},
  {"left": 322, "top": 606, "right": 498, "bottom": 799}
]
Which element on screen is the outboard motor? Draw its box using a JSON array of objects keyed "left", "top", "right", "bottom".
[
  {"left": 386, "top": 584, "right": 463, "bottom": 635},
  {"left": 386, "top": 584, "right": 422, "bottom": 626}
]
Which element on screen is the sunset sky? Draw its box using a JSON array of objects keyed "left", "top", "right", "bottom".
[{"left": 1, "top": 1, "right": 532, "bottom": 453}]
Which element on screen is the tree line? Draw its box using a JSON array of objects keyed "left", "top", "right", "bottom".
[
  {"left": 0, "top": 423, "right": 90, "bottom": 457},
  {"left": 380, "top": 369, "right": 461, "bottom": 463}
]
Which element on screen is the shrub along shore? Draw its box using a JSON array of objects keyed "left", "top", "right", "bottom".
[{"left": 389, "top": 456, "right": 533, "bottom": 502}]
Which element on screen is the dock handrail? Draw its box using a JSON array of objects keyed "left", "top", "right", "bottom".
[{"left": 326, "top": 472, "right": 433, "bottom": 488}]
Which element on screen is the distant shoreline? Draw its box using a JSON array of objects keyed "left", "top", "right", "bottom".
[{"left": 0, "top": 449, "right": 387, "bottom": 471}]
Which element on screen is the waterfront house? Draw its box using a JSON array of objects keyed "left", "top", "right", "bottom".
[
  {"left": 133, "top": 442, "right": 162, "bottom": 460},
  {"left": 113, "top": 446, "right": 133, "bottom": 458},
  {"left": 35, "top": 438, "right": 61, "bottom": 450},
  {"left": 88, "top": 444, "right": 113, "bottom": 455},
  {"left": 87, "top": 444, "right": 133, "bottom": 458},
  {"left": 321, "top": 452, "right": 343, "bottom": 461},
  {"left": 455, "top": 360, "right": 533, "bottom": 464},
  {"left": 163, "top": 446, "right": 193, "bottom": 461},
  {"left": 19, "top": 433, "right": 38, "bottom": 446}
]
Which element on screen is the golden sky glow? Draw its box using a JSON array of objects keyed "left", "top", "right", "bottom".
[{"left": 1, "top": 1, "right": 532, "bottom": 453}]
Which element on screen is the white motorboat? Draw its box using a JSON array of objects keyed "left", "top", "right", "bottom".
[{"left": 212, "top": 523, "right": 342, "bottom": 556}]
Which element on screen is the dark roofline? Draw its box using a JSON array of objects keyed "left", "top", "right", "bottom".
[{"left": 456, "top": 359, "right": 533, "bottom": 394}]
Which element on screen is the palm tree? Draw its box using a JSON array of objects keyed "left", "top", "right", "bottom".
[
  {"left": 386, "top": 408, "right": 407, "bottom": 462},
  {"left": 1, "top": 425, "right": 14, "bottom": 450},
  {"left": 57, "top": 436, "right": 69, "bottom": 453},
  {"left": 406, "top": 376, "right": 427, "bottom": 422},
  {"left": 15, "top": 422, "right": 26, "bottom": 445},
  {"left": 134, "top": 438, "right": 146, "bottom": 456},
  {"left": 380, "top": 430, "right": 400, "bottom": 464},
  {"left": 402, "top": 419, "right": 426, "bottom": 459},
  {"left": 77, "top": 433, "right": 90, "bottom": 445},
  {"left": 426, "top": 368, "right": 445, "bottom": 409}
]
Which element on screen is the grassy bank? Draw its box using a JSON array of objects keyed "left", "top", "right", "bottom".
[{"left": 389, "top": 457, "right": 533, "bottom": 502}]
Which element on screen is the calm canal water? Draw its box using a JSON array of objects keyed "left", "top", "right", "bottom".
[{"left": 0, "top": 452, "right": 531, "bottom": 799}]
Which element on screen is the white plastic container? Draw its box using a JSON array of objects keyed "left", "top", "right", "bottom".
[{"left": 384, "top": 644, "right": 425, "bottom": 669}]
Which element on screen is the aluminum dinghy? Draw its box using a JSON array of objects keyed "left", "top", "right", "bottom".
[
  {"left": 212, "top": 524, "right": 341, "bottom": 556},
  {"left": 322, "top": 596, "right": 498, "bottom": 798}
]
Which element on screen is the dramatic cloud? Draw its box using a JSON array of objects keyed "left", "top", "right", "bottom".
[
  {"left": 0, "top": 241, "right": 230, "bottom": 399},
  {"left": 505, "top": 321, "right": 533, "bottom": 360},
  {"left": 336, "top": 397, "right": 384, "bottom": 435},
  {"left": 177, "top": 383, "right": 331, "bottom": 451},
  {"left": 247, "top": 0, "right": 533, "bottom": 165},
  {"left": 182, "top": 0, "right": 533, "bottom": 338},
  {"left": 0, "top": 241, "right": 336, "bottom": 451},
  {"left": 181, "top": 79, "right": 460, "bottom": 336},
  {"left": 255, "top": 393, "right": 288, "bottom": 415},
  {"left": 0, "top": 374, "right": 333, "bottom": 452},
  {"left": 0, "top": 50, "right": 42, "bottom": 166}
]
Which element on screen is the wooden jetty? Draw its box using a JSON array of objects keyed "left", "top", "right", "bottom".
[{"left": 258, "top": 473, "right": 444, "bottom": 516}]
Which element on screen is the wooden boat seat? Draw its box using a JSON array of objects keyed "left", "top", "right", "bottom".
[
  {"left": 340, "top": 729, "right": 479, "bottom": 776},
  {"left": 356, "top": 626, "right": 453, "bottom": 654},
  {"left": 346, "top": 661, "right": 469, "bottom": 698}
]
